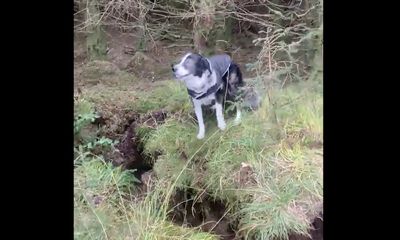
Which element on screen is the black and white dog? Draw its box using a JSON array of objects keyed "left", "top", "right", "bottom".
[{"left": 172, "top": 52, "right": 246, "bottom": 139}]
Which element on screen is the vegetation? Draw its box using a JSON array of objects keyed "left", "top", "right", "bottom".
[{"left": 74, "top": 0, "right": 323, "bottom": 239}]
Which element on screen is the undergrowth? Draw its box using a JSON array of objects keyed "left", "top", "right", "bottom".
[
  {"left": 74, "top": 72, "right": 322, "bottom": 239},
  {"left": 74, "top": 93, "right": 218, "bottom": 239},
  {"left": 74, "top": 155, "right": 217, "bottom": 240},
  {"left": 140, "top": 77, "right": 323, "bottom": 239},
  {"left": 74, "top": 0, "right": 322, "bottom": 238}
]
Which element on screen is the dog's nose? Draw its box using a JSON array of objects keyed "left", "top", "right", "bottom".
[{"left": 171, "top": 64, "right": 176, "bottom": 72}]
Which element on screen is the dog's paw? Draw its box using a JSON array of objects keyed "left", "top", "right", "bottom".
[
  {"left": 197, "top": 132, "right": 205, "bottom": 139},
  {"left": 218, "top": 122, "right": 226, "bottom": 131}
]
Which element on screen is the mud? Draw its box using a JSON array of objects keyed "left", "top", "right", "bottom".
[{"left": 97, "top": 109, "right": 167, "bottom": 179}]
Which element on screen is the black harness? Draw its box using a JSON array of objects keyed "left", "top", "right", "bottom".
[
  {"left": 187, "top": 61, "right": 231, "bottom": 100},
  {"left": 187, "top": 83, "right": 222, "bottom": 100}
]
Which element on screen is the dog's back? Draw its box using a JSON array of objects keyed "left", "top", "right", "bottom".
[
  {"left": 210, "top": 54, "right": 244, "bottom": 102},
  {"left": 208, "top": 54, "right": 232, "bottom": 81}
]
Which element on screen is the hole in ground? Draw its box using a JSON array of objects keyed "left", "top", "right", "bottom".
[
  {"left": 101, "top": 109, "right": 168, "bottom": 182},
  {"left": 287, "top": 213, "right": 323, "bottom": 240},
  {"left": 169, "top": 188, "right": 323, "bottom": 240},
  {"left": 169, "top": 189, "right": 236, "bottom": 240}
]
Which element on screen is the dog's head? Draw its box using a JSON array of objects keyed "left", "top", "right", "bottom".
[{"left": 171, "top": 53, "right": 211, "bottom": 81}]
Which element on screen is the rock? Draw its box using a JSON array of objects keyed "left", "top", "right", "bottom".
[
  {"left": 82, "top": 60, "right": 120, "bottom": 78},
  {"left": 140, "top": 170, "right": 156, "bottom": 193},
  {"left": 124, "top": 51, "right": 158, "bottom": 79},
  {"left": 80, "top": 60, "right": 121, "bottom": 85}
]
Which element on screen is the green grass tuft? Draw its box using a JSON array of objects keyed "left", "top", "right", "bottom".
[
  {"left": 133, "top": 81, "right": 192, "bottom": 114},
  {"left": 74, "top": 155, "right": 218, "bottom": 240}
]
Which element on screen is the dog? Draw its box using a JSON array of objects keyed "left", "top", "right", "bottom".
[{"left": 172, "top": 52, "right": 247, "bottom": 139}]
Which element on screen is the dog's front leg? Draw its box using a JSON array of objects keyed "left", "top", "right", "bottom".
[
  {"left": 215, "top": 102, "right": 226, "bottom": 130},
  {"left": 194, "top": 101, "right": 205, "bottom": 139}
]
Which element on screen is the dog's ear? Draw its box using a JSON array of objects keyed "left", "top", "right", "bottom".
[{"left": 200, "top": 56, "right": 211, "bottom": 74}]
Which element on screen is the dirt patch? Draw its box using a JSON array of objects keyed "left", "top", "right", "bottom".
[
  {"left": 139, "top": 170, "right": 156, "bottom": 193},
  {"left": 170, "top": 189, "right": 236, "bottom": 240},
  {"left": 81, "top": 60, "right": 121, "bottom": 79},
  {"left": 112, "top": 121, "right": 143, "bottom": 170},
  {"left": 102, "top": 27, "right": 189, "bottom": 81},
  {"left": 75, "top": 60, "right": 133, "bottom": 89},
  {"left": 125, "top": 51, "right": 159, "bottom": 80},
  {"left": 233, "top": 162, "right": 257, "bottom": 188},
  {"left": 288, "top": 213, "right": 323, "bottom": 240},
  {"left": 308, "top": 141, "right": 323, "bottom": 149},
  {"left": 100, "top": 109, "right": 168, "bottom": 180},
  {"left": 310, "top": 214, "right": 323, "bottom": 240},
  {"left": 74, "top": 26, "right": 261, "bottom": 82},
  {"left": 168, "top": 188, "right": 322, "bottom": 240},
  {"left": 138, "top": 109, "right": 168, "bottom": 129},
  {"left": 74, "top": 32, "right": 87, "bottom": 64}
]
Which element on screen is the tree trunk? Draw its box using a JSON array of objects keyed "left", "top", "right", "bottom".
[
  {"left": 193, "top": 0, "right": 216, "bottom": 54},
  {"left": 86, "top": 0, "right": 107, "bottom": 60},
  {"left": 214, "top": 13, "right": 234, "bottom": 53}
]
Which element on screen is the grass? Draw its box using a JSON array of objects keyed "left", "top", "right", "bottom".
[
  {"left": 77, "top": 78, "right": 192, "bottom": 138},
  {"left": 81, "top": 79, "right": 191, "bottom": 115},
  {"left": 74, "top": 152, "right": 218, "bottom": 240},
  {"left": 74, "top": 64, "right": 322, "bottom": 239},
  {"left": 74, "top": 82, "right": 219, "bottom": 239},
  {"left": 125, "top": 182, "right": 218, "bottom": 240},
  {"left": 74, "top": 154, "right": 138, "bottom": 239},
  {"left": 140, "top": 77, "right": 323, "bottom": 239},
  {"left": 132, "top": 81, "right": 192, "bottom": 114}
]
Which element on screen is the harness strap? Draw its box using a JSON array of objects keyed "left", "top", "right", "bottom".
[{"left": 187, "top": 83, "right": 222, "bottom": 100}]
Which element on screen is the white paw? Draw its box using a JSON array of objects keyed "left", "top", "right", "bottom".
[
  {"left": 218, "top": 122, "right": 226, "bottom": 130},
  {"left": 197, "top": 132, "right": 205, "bottom": 139}
]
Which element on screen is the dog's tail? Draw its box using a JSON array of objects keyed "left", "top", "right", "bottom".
[
  {"left": 226, "top": 62, "right": 261, "bottom": 110},
  {"left": 241, "top": 86, "right": 261, "bottom": 110}
]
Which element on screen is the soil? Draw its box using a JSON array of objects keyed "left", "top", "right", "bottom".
[
  {"left": 288, "top": 213, "right": 323, "bottom": 240},
  {"left": 104, "top": 109, "right": 167, "bottom": 178},
  {"left": 170, "top": 189, "right": 236, "bottom": 240},
  {"left": 74, "top": 27, "right": 260, "bottom": 84}
]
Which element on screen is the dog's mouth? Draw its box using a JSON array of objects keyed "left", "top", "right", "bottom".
[{"left": 174, "top": 72, "right": 191, "bottom": 79}]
